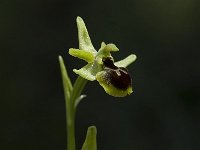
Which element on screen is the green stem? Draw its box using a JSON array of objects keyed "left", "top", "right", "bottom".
[
  {"left": 67, "top": 76, "right": 87, "bottom": 150},
  {"left": 67, "top": 117, "right": 75, "bottom": 150},
  {"left": 71, "top": 76, "right": 88, "bottom": 109}
]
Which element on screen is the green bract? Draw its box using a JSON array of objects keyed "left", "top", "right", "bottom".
[{"left": 69, "top": 17, "right": 137, "bottom": 97}]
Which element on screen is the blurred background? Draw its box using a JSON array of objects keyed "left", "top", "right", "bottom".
[{"left": 1, "top": 0, "right": 200, "bottom": 150}]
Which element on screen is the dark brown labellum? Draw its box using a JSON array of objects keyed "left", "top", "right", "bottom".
[{"left": 102, "top": 57, "right": 132, "bottom": 90}]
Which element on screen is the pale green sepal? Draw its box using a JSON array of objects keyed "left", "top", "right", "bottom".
[
  {"left": 69, "top": 48, "right": 95, "bottom": 63},
  {"left": 73, "top": 64, "right": 96, "bottom": 81},
  {"left": 58, "top": 56, "right": 73, "bottom": 100},
  {"left": 96, "top": 71, "right": 133, "bottom": 97},
  {"left": 77, "top": 17, "right": 97, "bottom": 54},
  {"left": 114, "top": 54, "right": 137, "bottom": 68},
  {"left": 81, "top": 126, "right": 97, "bottom": 150}
]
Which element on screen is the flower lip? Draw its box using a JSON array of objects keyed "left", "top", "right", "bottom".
[{"left": 102, "top": 57, "right": 132, "bottom": 90}]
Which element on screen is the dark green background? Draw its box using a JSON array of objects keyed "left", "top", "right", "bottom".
[{"left": 1, "top": 0, "right": 200, "bottom": 150}]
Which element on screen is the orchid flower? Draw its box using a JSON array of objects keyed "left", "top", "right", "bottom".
[{"left": 69, "top": 17, "right": 137, "bottom": 97}]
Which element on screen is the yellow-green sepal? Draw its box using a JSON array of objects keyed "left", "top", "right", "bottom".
[
  {"left": 73, "top": 61, "right": 102, "bottom": 81},
  {"left": 76, "top": 17, "right": 96, "bottom": 54}
]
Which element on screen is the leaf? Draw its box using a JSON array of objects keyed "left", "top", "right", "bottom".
[
  {"left": 77, "top": 17, "right": 97, "bottom": 54},
  {"left": 115, "top": 54, "right": 137, "bottom": 68},
  {"left": 59, "top": 56, "right": 73, "bottom": 126},
  {"left": 81, "top": 126, "right": 97, "bottom": 150},
  {"left": 58, "top": 56, "right": 73, "bottom": 100},
  {"left": 74, "top": 94, "right": 87, "bottom": 108},
  {"left": 69, "top": 48, "right": 94, "bottom": 63}
]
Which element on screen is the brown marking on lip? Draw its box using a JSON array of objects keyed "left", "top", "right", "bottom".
[{"left": 102, "top": 57, "right": 132, "bottom": 90}]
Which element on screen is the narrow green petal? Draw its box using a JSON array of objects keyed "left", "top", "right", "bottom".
[
  {"left": 69, "top": 48, "right": 95, "bottom": 63},
  {"left": 96, "top": 43, "right": 119, "bottom": 59},
  {"left": 100, "top": 42, "right": 106, "bottom": 48},
  {"left": 104, "top": 43, "right": 119, "bottom": 52},
  {"left": 77, "top": 17, "right": 96, "bottom": 54},
  {"left": 58, "top": 56, "right": 73, "bottom": 100},
  {"left": 114, "top": 54, "right": 137, "bottom": 68},
  {"left": 81, "top": 126, "right": 97, "bottom": 150}
]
